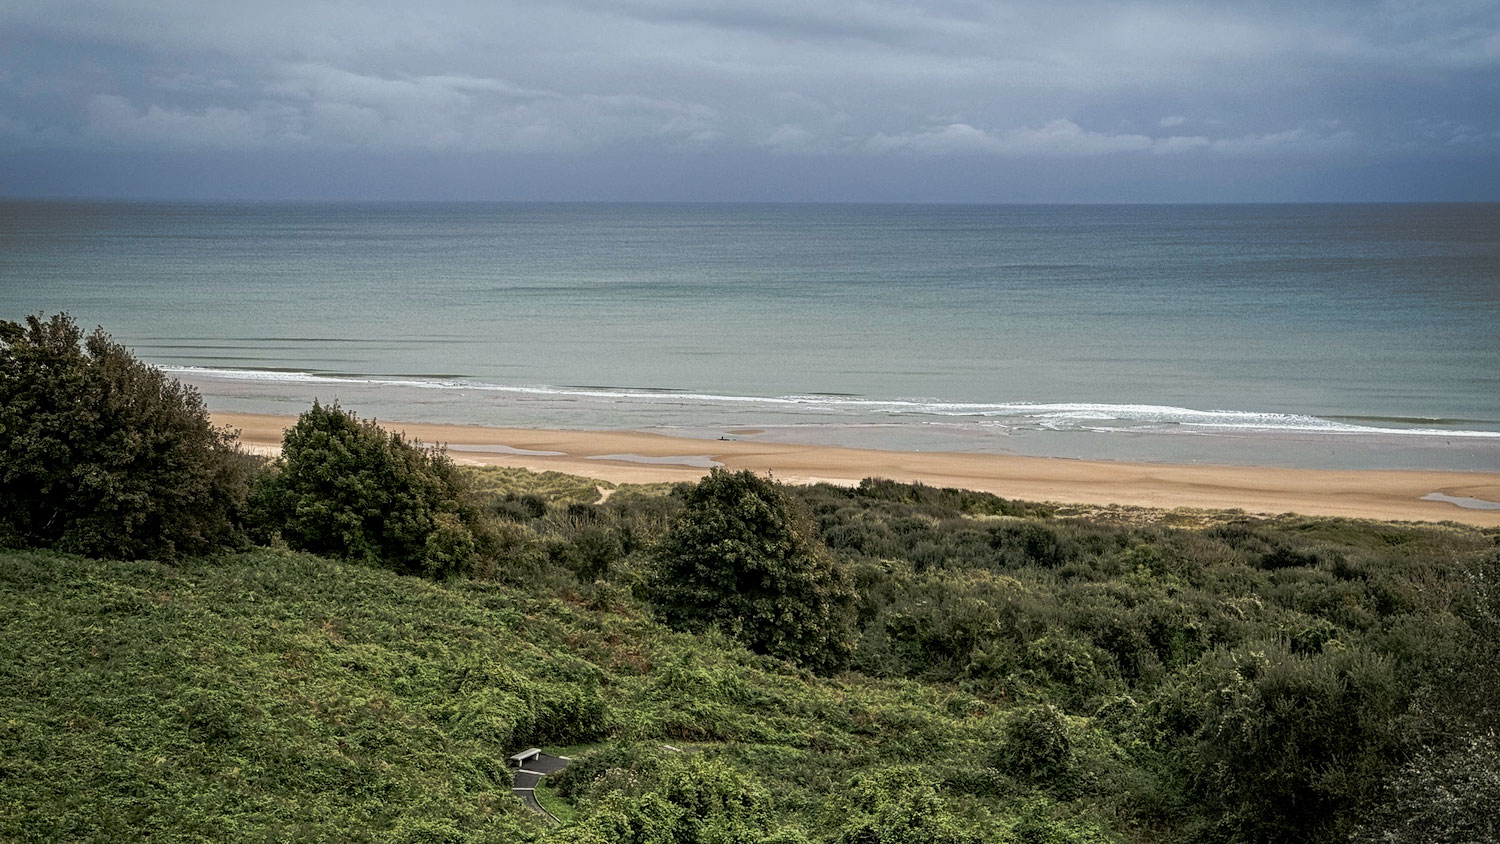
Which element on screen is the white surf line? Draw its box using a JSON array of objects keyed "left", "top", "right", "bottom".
[{"left": 173, "top": 366, "right": 1500, "bottom": 440}]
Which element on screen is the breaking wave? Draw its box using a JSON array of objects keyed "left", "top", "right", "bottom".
[{"left": 164, "top": 366, "right": 1500, "bottom": 440}]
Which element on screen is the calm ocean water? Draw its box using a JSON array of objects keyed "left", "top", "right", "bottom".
[{"left": 3, "top": 201, "right": 1498, "bottom": 470}]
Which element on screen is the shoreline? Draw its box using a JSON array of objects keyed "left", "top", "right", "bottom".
[{"left": 216, "top": 412, "right": 1500, "bottom": 528}]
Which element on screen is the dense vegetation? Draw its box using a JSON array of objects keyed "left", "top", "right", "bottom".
[
  {"left": 0, "top": 313, "right": 247, "bottom": 559},
  {"left": 650, "top": 468, "right": 856, "bottom": 674},
  {"left": 3, "top": 319, "right": 1497, "bottom": 842},
  {"left": 249, "top": 400, "right": 496, "bottom": 579},
  {"left": 5, "top": 470, "right": 1496, "bottom": 843}
]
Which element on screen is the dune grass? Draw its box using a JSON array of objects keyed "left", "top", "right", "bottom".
[{"left": 464, "top": 466, "right": 610, "bottom": 504}]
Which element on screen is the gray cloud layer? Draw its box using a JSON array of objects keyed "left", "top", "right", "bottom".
[{"left": 3, "top": 0, "right": 1498, "bottom": 200}]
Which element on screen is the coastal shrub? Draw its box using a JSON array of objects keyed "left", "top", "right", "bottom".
[
  {"left": 650, "top": 469, "right": 857, "bottom": 673},
  {"left": 0, "top": 312, "right": 248, "bottom": 559},
  {"left": 1004, "top": 798, "right": 1116, "bottom": 844},
  {"left": 552, "top": 524, "right": 624, "bottom": 581},
  {"left": 250, "top": 401, "right": 493, "bottom": 578},
  {"left": 1258, "top": 545, "right": 1321, "bottom": 570},
  {"left": 995, "top": 704, "right": 1073, "bottom": 784},
  {"left": 4, "top": 463, "right": 1498, "bottom": 843},
  {"left": 989, "top": 522, "right": 1077, "bottom": 569},
  {"left": 847, "top": 477, "right": 1038, "bottom": 518},
  {"left": 870, "top": 569, "right": 1033, "bottom": 680},
  {"left": 551, "top": 742, "right": 663, "bottom": 798},
  {"left": 835, "top": 766, "right": 979, "bottom": 844},
  {"left": 565, "top": 754, "right": 795, "bottom": 844},
  {"left": 1151, "top": 644, "right": 1405, "bottom": 844},
  {"left": 1354, "top": 732, "right": 1500, "bottom": 844},
  {"left": 490, "top": 492, "right": 548, "bottom": 522}
]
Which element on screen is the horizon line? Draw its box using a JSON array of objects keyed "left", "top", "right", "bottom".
[{"left": 5, "top": 195, "right": 1500, "bottom": 207}]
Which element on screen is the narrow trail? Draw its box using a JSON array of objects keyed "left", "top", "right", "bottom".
[{"left": 594, "top": 486, "right": 614, "bottom": 504}]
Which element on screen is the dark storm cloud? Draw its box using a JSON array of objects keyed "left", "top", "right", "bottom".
[{"left": 2, "top": 0, "right": 1497, "bottom": 199}]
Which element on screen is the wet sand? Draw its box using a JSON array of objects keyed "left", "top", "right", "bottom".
[{"left": 217, "top": 412, "right": 1500, "bottom": 527}]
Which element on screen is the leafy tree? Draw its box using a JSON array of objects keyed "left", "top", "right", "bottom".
[
  {"left": 0, "top": 313, "right": 247, "bottom": 558},
  {"left": 251, "top": 401, "right": 492, "bottom": 578},
  {"left": 650, "top": 469, "right": 856, "bottom": 673}
]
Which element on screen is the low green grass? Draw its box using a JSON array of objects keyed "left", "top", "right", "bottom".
[{"left": 530, "top": 784, "right": 576, "bottom": 824}]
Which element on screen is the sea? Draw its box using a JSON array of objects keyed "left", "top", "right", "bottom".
[{"left": 3, "top": 201, "right": 1498, "bottom": 471}]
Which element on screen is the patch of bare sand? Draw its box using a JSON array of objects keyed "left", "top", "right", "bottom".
[{"left": 216, "top": 412, "right": 1500, "bottom": 527}]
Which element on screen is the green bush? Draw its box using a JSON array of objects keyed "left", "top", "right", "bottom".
[
  {"left": 558, "top": 750, "right": 798, "bottom": 844},
  {"left": 1153, "top": 644, "right": 1404, "bottom": 844},
  {"left": 996, "top": 704, "right": 1073, "bottom": 784},
  {"left": 250, "top": 401, "right": 493, "bottom": 578},
  {"left": 0, "top": 313, "right": 248, "bottom": 559},
  {"left": 649, "top": 469, "right": 856, "bottom": 673},
  {"left": 836, "top": 766, "right": 979, "bottom": 844},
  {"left": 1354, "top": 732, "right": 1500, "bottom": 844},
  {"left": 1004, "top": 798, "right": 1116, "bottom": 844}
]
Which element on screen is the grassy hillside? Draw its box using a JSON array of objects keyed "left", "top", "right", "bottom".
[
  {"left": 3, "top": 471, "right": 1498, "bottom": 843},
  {"left": 0, "top": 545, "right": 1035, "bottom": 842}
]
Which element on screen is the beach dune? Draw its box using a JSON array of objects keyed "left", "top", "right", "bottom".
[{"left": 218, "top": 412, "right": 1500, "bottom": 528}]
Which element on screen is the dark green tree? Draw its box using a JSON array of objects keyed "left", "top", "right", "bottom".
[
  {"left": 650, "top": 469, "right": 855, "bottom": 673},
  {"left": 0, "top": 313, "right": 248, "bottom": 559},
  {"left": 251, "top": 401, "right": 492, "bottom": 578}
]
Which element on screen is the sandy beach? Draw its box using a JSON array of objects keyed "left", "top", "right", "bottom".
[{"left": 217, "top": 412, "right": 1500, "bottom": 527}]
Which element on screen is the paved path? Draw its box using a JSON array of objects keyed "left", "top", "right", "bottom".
[
  {"left": 516, "top": 788, "right": 548, "bottom": 817},
  {"left": 511, "top": 752, "right": 570, "bottom": 824}
]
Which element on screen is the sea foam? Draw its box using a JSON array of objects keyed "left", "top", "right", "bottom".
[{"left": 165, "top": 366, "right": 1500, "bottom": 440}]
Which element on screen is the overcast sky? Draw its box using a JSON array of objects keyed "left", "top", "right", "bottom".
[{"left": 3, "top": 0, "right": 1498, "bottom": 201}]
